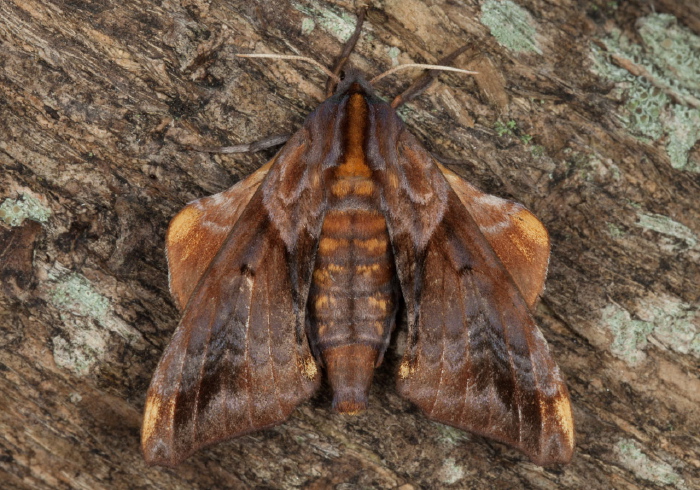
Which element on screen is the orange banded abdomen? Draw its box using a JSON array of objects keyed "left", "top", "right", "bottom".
[{"left": 308, "top": 181, "right": 398, "bottom": 413}]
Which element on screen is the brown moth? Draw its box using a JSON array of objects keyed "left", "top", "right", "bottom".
[{"left": 142, "top": 26, "right": 574, "bottom": 468}]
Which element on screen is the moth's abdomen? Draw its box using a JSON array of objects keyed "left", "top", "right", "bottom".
[
  {"left": 311, "top": 207, "right": 396, "bottom": 347},
  {"left": 308, "top": 197, "right": 398, "bottom": 414}
]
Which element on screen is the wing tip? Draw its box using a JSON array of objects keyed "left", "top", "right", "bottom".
[
  {"left": 524, "top": 388, "right": 575, "bottom": 466},
  {"left": 142, "top": 441, "right": 187, "bottom": 468},
  {"left": 526, "top": 436, "right": 575, "bottom": 466}
]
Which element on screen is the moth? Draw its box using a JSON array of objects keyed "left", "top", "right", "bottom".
[{"left": 142, "top": 21, "right": 574, "bottom": 468}]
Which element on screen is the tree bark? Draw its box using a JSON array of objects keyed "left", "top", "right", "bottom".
[{"left": 1, "top": 0, "right": 698, "bottom": 488}]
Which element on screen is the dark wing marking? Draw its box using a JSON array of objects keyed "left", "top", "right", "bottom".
[{"left": 437, "top": 162, "right": 550, "bottom": 307}]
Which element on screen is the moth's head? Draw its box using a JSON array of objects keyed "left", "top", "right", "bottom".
[{"left": 332, "top": 68, "right": 376, "bottom": 97}]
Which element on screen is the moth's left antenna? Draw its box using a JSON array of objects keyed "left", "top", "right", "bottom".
[
  {"left": 236, "top": 54, "right": 340, "bottom": 84},
  {"left": 325, "top": 8, "right": 366, "bottom": 97}
]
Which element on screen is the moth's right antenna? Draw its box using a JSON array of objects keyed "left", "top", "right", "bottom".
[
  {"left": 370, "top": 64, "right": 477, "bottom": 86},
  {"left": 389, "top": 44, "right": 474, "bottom": 108}
]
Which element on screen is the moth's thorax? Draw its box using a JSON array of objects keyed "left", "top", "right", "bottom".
[{"left": 307, "top": 90, "right": 398, "bottom": 414}]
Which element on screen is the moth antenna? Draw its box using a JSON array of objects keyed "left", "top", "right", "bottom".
[
  {"left": 236, "top": 54, "right": 340, "bottom": 84},
  {"left": 326, "top": 7, "right": 366, "bottom": 96},
  {"left": 370, "top": 64, "right": 478, "bottom": 85}
]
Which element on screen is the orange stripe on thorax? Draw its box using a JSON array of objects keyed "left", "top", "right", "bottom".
[{"left": 335, "top": 91, "right": 372, "bottom": 179}]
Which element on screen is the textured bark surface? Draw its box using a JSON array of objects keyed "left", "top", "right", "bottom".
[{"left": 1, "top": 0, "right": 698, "bottom": 488}]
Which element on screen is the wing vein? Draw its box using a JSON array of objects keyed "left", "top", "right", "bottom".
[
  {"left": 458, "top": 273, "right": 471, "bottom": 422},
  {"left": 264, "top": 253, "right": 284, "bottom": 418},
  {"left": 243, "top": 277, "right": 255, "bottom": 429},
  {"left": 430, "top": 256, "right": 448, "bottom": 416}
]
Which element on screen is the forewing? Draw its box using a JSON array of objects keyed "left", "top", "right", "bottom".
[
  {"left": 368, "top": 110, "right": 573, "bottom": 465},
  {"left": 143, "top": 188, "right": 321, "bottom": 466},
  {"left": 396, "top": 192, "right": 573, "bottom": 465},
  {"left": 144, "top": 96, "right": 342, "bottom": 466},
  {"left": 437, "top": 162, "right": 550, "bottom": 307},
  {"left": 166, "top": 159, "right": 273, "bottom": 309}
]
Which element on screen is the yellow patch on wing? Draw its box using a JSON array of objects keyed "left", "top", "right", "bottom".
[
  {"left": 313, "top": 264, "right": 346, "bottom": 286},
  {"left": 538, "top": 389, "right": 575, "bottom": 452},
  {"left": 506, "top": 209, "right": 549, "bottom": 264},
  {"left": 353, "top": 179, "right": 375, "bottom": 196},
  {"left": 301, "top": 356, "right": 318, "bottom": 380},
  {"left": 330, "top": 180, "right": 352, "bottom": 197},
  {"left": 356, "top": 263, "right": 381, "bottom": 275},
  {"left": 367, "top": 295, "right": 388, "bottom": 312},
  {"left": 168, "top": 206, "right": 202, "bottom": 246},
  {"left": 398, "top": 360, "right": 414, "bottom": 379},
  {"left": 553, "top": 392, "right": 575, "bottom": 448},
  {"left": 513, "top": 208, "right": 549, "bottom": 247},
  {"left": 508, "top": 232, "right": 535, "bottom": 262},
  {"left": 331, "top": 179, "right": 375, "bottom": 197},
  {"left": 142, "top": 394, "right": 173, "bottom": 445},
  {"left": 442, "top": 170, "right": 461, "bottom": 187},
  {"left": 313, "top": 269, "right": 331, "bottom": 285},
  {"left": 322, "top": 210, "right": 352, "bottom": 232},
  {"left": 387, "top": 171, "right": 400, "bottom": 190},
  {"left": 314, "top": 294, "right": 336, "bottom": 311}
]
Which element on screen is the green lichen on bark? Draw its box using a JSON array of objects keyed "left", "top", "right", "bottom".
[
  {"left": 602, "top": 294, "right": 699, "bottom": 366},
  {"left": 0, "top": 194, "right": 51, "bottom": 226},
  {"left": 47, "top": 269, "right": 145, "bottom": 374},
  {"left": 480, "top": 0, "right": 542, "bottom": 54},
  {"left": 292, "top": 1, "right": 359, "bottom": 43},
  {"left": 590, "top": 14, "right": 700, "bottom": 172},
  {"left": 635, "top": 212, "right": 698, "bottom": 250},
  {"left": 615, "top": 439, "right": 685, "bottom": 488}
]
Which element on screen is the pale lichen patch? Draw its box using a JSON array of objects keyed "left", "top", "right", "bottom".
[
  {"left": 590, "top": 13, "right": 700, "bottom": 172},
  {"left": 615, "top": 439, "right": 685, "bottom": 488},
  {"left": 601, "top": 304, "right": 654, "bottom": 365},
  {"left": 47, "top": 265, "right": 144, "bottom": 375},
  {"left": 601, "top": 294, "right": 699, "bottom": 365},
  {"left": 387, "top": 46, "right": 401, "bottom": 66},
  {"left": 435, "top": 424, "right": 469, "bottom": 446},
  {"left": 50, "top": 272, "right": 110, "bottom": 319},
  {"left": 52, "top": 335, "right": 102, "bottom": 375},
  {"left": 292, "top": 2, "right": 359, "bottom": 43},
  {"left": 636, "top": 295, "right": 700, "bottom": 358},
  {"left": 437, "top": 458, "right": 465, "bottom": 485},
  {"left": 480, "top": 0, "right": 542, "bottom": 54},
  {"left": 0, "top": 193, "right": 51, "bottom": 227},
  {"left": 301, "top": 18, "right": 315, "bottom": 36},
  {"left": 635, "top": 212, "right": 697, "bottom": 251}
]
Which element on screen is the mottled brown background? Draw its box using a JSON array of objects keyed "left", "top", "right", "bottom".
[{"left": 1, "top": 0, "right": 698, "bottom": 488}]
